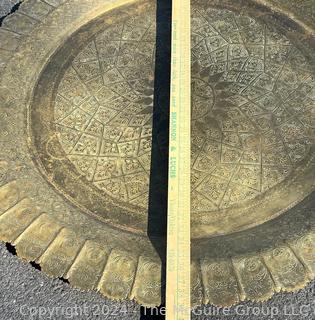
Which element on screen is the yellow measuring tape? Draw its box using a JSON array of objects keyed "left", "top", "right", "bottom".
[{"left": 166, "top": 0, "right": 191, "bottom": 319}]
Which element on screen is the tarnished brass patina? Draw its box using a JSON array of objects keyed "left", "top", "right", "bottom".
[{"left": 1, "top": 0, "right": 315, "bottom": 307}]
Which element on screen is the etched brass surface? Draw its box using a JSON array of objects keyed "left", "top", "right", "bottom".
[{"left": 1, "top": 0, "right": 315, "bottom": 308}]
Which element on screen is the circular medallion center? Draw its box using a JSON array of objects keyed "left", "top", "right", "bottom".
[{"left": 30, "top": 3, "right": 315, "bottom": 236}]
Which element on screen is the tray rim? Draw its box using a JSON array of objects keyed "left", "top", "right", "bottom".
[{"left": 0, "top": 0, "right": 314, "bottom": 308}]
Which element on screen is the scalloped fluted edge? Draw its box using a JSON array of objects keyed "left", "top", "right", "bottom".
[
  {"left": 0, "top": 179, "right": 163, "bottom": 307},
  {"left": 0, "top": 180, "right": 315, "bottom": 307},
  {"left": 0, "top": 0, "right": 315, "bottom": 309}
]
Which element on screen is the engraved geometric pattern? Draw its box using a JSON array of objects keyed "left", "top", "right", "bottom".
[
  {"left": 1, "top": 0, "right": 315, "bottom": 309},
  {"left": 55, "top": 6, "right": 315, "bottom": 214},
  {"left": 55, "top": 11, "right": 156, "bottom": 209}
]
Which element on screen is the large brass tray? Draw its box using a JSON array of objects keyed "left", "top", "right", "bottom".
[{"left": 0, "top": 0, "right": 315, "bottom": 307}]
